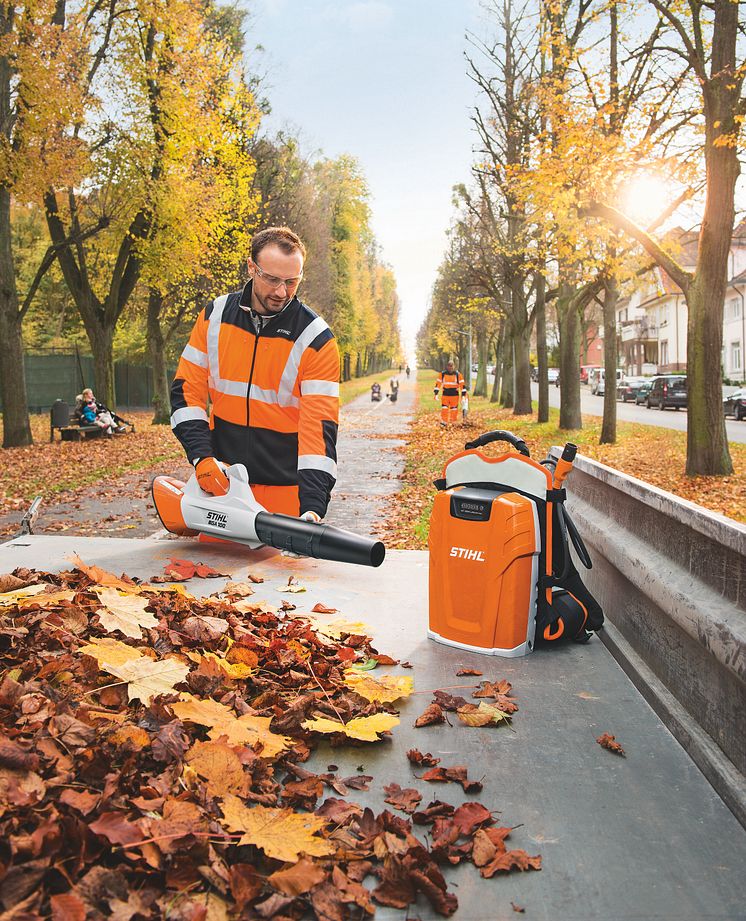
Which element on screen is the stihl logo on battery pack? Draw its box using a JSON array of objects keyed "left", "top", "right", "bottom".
[
  {"left": 450, "top": 546, "right": 486, "bottom": 561},
  {"left": 206, "top": 511, "right": 227, "bottom": 529}
]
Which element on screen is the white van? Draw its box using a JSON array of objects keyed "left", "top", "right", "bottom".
[{"left": 592, "top": 367, "right": 623, "bottom": 396}]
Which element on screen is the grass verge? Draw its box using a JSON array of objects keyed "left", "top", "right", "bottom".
[{"left": 377, "top": 371, "right": 746, "bottom": 549}]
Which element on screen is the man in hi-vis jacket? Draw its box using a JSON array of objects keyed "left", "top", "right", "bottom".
[
  {"left": 434, "top": 360, "right": 467, "bottom": 426},
  {"left": 170, "top": 226, "right": 340, "bottom": 523}
]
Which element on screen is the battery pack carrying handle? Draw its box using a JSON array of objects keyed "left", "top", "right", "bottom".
[{"left": 464, "top": 430, "right": 530, "bottom": 457}]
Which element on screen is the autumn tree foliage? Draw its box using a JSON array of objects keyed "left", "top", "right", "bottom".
[
  {"left": 584, "top": 0, "right": 746, "bottom": 475},
  {"left": 0, "top": 2, "right": 93, "bottom": 446},
  {"left": 254, "top": 141, "right": 402, "bottom": 380},
  {"left": 38, "top": 0, "right": 262, "bottom": 410}
]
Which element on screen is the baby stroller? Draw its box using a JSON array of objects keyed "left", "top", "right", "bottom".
[{"left": 371, "top": 383, "right": 383, "bottom": 402}]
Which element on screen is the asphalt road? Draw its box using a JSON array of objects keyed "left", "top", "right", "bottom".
[{"left": 532, "top": 382, "right": 746, "bottom": 444}]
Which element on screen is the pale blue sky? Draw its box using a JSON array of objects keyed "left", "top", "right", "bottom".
[{"left": 245, "top": 0, "right": 484, "bottom": 354}]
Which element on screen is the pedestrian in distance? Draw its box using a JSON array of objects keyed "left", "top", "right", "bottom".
[
  {"left": 434, "top": 360, "right": 467, "bottom": 426},
  {"left": 406, "top": 365, "right": 411, "bottom": 378},
  {"left": 170, "top": 226, "right": 340, "bottom": 524}
]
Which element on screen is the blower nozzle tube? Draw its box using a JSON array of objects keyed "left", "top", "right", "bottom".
[{"left": 254, "top": 512, "right": 385, "bottom": 568}]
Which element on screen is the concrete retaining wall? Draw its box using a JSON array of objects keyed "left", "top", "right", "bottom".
[{"left": 552, "top": 449, "right": 746, "bottom": 824}]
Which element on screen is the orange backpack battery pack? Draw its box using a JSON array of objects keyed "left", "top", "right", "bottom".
[{"left": 428, "top": 430, "right": 603, "bottom": 657}]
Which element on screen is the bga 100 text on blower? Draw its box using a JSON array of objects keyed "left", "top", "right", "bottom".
[
  {"left": 152, "top": 464, "right": 385, "bottom": 567},
  {"left": 428, "top": 430, "right": 603, "bottom": 657}
]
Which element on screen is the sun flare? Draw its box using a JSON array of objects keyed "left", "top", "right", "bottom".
[{"left": 621, "top": 174, "right": 678, "bottom": 226}]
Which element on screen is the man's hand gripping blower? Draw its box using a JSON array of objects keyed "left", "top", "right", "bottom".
[{"left": 152, "top": 465, "right": 385, "bottom": 567}]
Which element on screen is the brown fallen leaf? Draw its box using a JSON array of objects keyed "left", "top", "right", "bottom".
[
  {"left": 311, "top": 602, "right": 338, "bottom": 614},
  {"left": 414, "top": 703, "right": 445, "bottom": 727},
  {"left": 383, "top": 782, "right": 422, "bottom": 814},
  {"left": 420, "top": 765, "right": 483, "bottom": 794},
  {"left": 512, "top": 901, "right": 526, "bottom": 912},
  {"left": 597, "top": 732, "right": 626, "bottom": 756},
  {"left": 456, "top": 667, "right": 482, "bottom": 676},
  {"left": 407, "top": 748, "right": 440, "bottom": 767},
  {"left": 268, "top": 856, "right": 326, "bottom": 896},
  {"left": 480, "top": 848, "right": 542, "bottom": 877}
]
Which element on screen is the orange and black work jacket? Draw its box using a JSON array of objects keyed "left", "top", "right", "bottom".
[
  {"left": 434, "top": 370, "right": 466, "bottom": 397},
  {"left": 170, "top": 283, "right": 340, "bottom": 518}
]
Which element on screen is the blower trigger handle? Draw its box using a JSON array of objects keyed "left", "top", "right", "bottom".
[{"left": 465, "top": 430, "right": 530, "bottom": 457}]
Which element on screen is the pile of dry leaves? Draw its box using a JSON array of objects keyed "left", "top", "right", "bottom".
[{"left": 0, "top": 558, "right": 539, "bottom": 920}]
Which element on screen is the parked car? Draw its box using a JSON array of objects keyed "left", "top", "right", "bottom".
[
  {"left": 547, "top": 368, "right": 560, "bottom": 383},
  {"left": 617, "top": 377, "right": 647, "bottom": 402},
  {"left": 635, "top": 380, "right": 653, "bottom": 405},
  {"left": 723, "top": 388, "right": 746, "bottom": 420},
  {"left": 646, "top": 375, "right": 687, "bottom": 410}
]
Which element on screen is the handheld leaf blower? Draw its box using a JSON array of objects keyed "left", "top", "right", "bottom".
[
  {"left": 152, "top": 464, "right": 385, "bottom": 568},
  {"left": 428, "top": 430, "right": 603, "bottom": 657}
]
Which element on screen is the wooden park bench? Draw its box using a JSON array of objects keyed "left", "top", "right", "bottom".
[{"left": 49, "top": 399, "right": 136, "bottom": 442}]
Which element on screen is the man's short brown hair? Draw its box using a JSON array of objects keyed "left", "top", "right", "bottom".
[{"left": 251, "top": 226, "right": 306, "bottom": 262}]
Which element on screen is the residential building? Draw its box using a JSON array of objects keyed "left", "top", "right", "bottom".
[{"left": 617, "top": 223, "right": 746, "bottom": 382}]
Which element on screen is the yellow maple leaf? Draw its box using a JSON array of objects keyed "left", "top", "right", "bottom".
[
  {"left": 172, "top": 694, "right": 290, "bottom": 758},
  {"left": 80, "top": 639, "right": 188, "bottom": 703},
  {"left": 306, "top": 616, "right": 370, "bottom": 639},
  {"left": 0, "top": 585, "right": 76, "bottom": 608},
  {"left": 113, "top": 657, "right": 190, "bottom": 704},
  {"left": 219, "top": 794, "right": 333, "bottom": 863},
  {"left": 186, "top": 651, "right": 255, "bottom": 679},
  {"left": 95, "top": 588, "right": 158, "bottom": 639},
  {"left": 185, "top": 740, "right": 247, "bottom": 797},
  {"left": 456, "top": 701, "right": 511, "bottom": 727},
  {"left": 79, "top": 637, "right": 144, "bottom": 669},
  {"left": 301, "top": 713, "right": 400, "bottom": 742},
  {"left": 0, "top": 584, "right": 47, "bottom": 605},
  {"left": 343, "top": 672, "right": 414, "bottom": 703}
]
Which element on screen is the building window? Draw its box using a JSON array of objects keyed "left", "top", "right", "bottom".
[
  {"left": 732, "top": 341, "right": 742, "bottom": 373},
  {"left": 660, "top": 340, "right": 669, "bottom": 367},
  {"left": 734, "top": 297, "right": 743, "bottom": 320}
]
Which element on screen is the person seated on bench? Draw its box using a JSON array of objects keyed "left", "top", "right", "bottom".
[{"left": 76, "top": 388, "right": 124, "bottom": 435}]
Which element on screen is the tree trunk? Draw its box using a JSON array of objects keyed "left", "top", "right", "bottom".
[
  {"left": 85, "top": 322, "right": 116, "bottom": 407},
  {"left": 0, "top": 187, "right": 32, "bottom": 447},
  {"left": 600, "top": 275, "right": 619, "bottom": 443},
  {"left": 684, "top": 6, "right": 739, "bottom": 475},
  {"left": 687, "top": 272, "right": 733, "bottom": 474},
  {"left": 500, "top": 333, "right": 514, "bottom": 408},
  {"left": 557, "top": 289, "right": 582, "bottom": 429},
  {"left": 535, "top": 272, "right": 549, "bottom": 423},
  {"left": 490, "top": 324, "right": 504, "bottom": 403},
  {"left": 473, "top": 327, "right": 488, "bottom": 397},
  {"left": 512, "top": 321, "right": 532, "bottom": 414},
  {"left": 147, "top": 288, "right": 171, "bottom": 424}
]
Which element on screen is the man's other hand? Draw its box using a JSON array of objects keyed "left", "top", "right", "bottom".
[{"left": 195, "top": 457, "right": 229, "bottom": 496}]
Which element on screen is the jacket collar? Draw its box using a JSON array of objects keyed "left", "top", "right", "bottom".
[{"left": 238, "top": 280, "right": 298, "bottom": 325}]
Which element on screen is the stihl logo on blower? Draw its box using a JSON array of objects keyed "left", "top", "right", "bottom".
[
  {"left": 450, "top": 547, "right": 486, "bottom": 561},
  {"left": 206, "top": 511, "right": 227, "bottom": 528}
]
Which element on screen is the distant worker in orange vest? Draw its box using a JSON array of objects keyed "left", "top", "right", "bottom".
[{"left": 434, "top": 360, "right": 466, "bottom": 426}]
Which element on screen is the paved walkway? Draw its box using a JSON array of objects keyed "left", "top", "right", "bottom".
[
  {"left": 5, "top": 375, "right": 416, "bottom": 540},
  {"left": 325, "top": 373, "right": 416, "bottom": 536}
]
